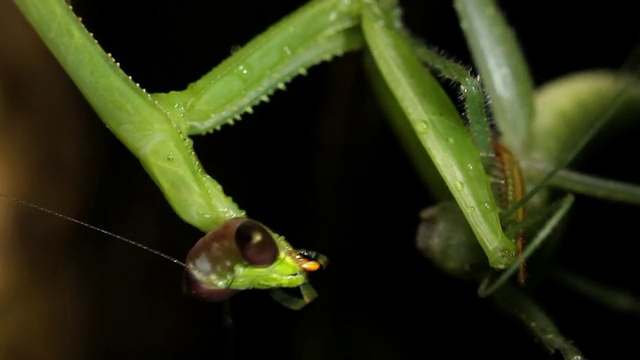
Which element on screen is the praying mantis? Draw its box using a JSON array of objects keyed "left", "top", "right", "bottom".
[{"left": 5, "top": 0, "right": 640, "bottom": 359}]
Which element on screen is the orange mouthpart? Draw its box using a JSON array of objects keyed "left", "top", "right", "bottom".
[{"left": 299, "top": 259, "right": 322, "bottom": 272}]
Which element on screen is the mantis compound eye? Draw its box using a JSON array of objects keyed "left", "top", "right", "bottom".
[{"left": 235, "top": 220, "right": 279, "bottom": 267}]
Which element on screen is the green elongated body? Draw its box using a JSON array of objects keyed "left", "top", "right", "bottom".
[
  {"left": 12, "top": 0, "right": 640, "bottom": 321},
  {"left": 15, "top": 0, "right": 520, "bottom": 272},
  {"left": 23, "top": 0, "right": 631, "bottom": 281},
  {"left": 13, "top": 0, "right": 243, "bottom": 232},
  {"left": 14, "top": 0, "right": 334, "bottom": 308},
  {"left": 361, "top": 1, "right": 516, "bottom": 268},
  {"left": 13, "top": 0, "right": 364, "bottom": 233},
  {"left": 153, "top": 0, "right": 364, "bottom": 135}
]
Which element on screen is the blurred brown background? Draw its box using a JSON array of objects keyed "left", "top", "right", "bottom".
[{"left": 1, "top": 0, "right": 639, "bottom": 359}]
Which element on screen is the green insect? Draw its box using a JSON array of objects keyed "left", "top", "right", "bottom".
[
  {"left": 407, "top": 2, "right": 639, "bottom": 358},
  {"left": 184, "top": 218, "right": 327, "bottom": 309},
  {"left": 12, "top": 0, "right": 495, "bottom": 310},
  {"left": 0, "top": 193, "right": 328, "bottom": 310},
  {"left": 13, "top": 0, "right": 343, "bottom": 310},
  {"left": 12, "top": 0, "right": 516, "bottom": 272},
  {"left": 10, "top": 0, "right": 640, "bottom": 357}
]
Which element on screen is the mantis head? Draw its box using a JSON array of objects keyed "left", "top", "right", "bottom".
[{"left": 183, "top": 218, "right": 327, "bottom": 309}]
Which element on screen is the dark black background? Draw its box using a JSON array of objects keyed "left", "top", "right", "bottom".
[{"left": 22, "top": 1, "right": 640, "bottom": 359}]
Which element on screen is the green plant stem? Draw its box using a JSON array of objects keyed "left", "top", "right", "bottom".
[
  {"left": 491, "top": 284, "right": 585, "bottom": 359},
  {"left": 525, "top": 164, "right": 640, "bottom": 206},
  {"left": 554, "top": 269, "right": 640, "bottom": 316},
  {"left": 453, "top": 0, "right": 534, "bottom": 154},
  {"left": 503, "top": 71, "right": 639, "bottom": 221}
]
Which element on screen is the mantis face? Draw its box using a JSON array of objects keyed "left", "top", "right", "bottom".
[{"left": 183, "top": 218, "right": 327, "bottom": 308}]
